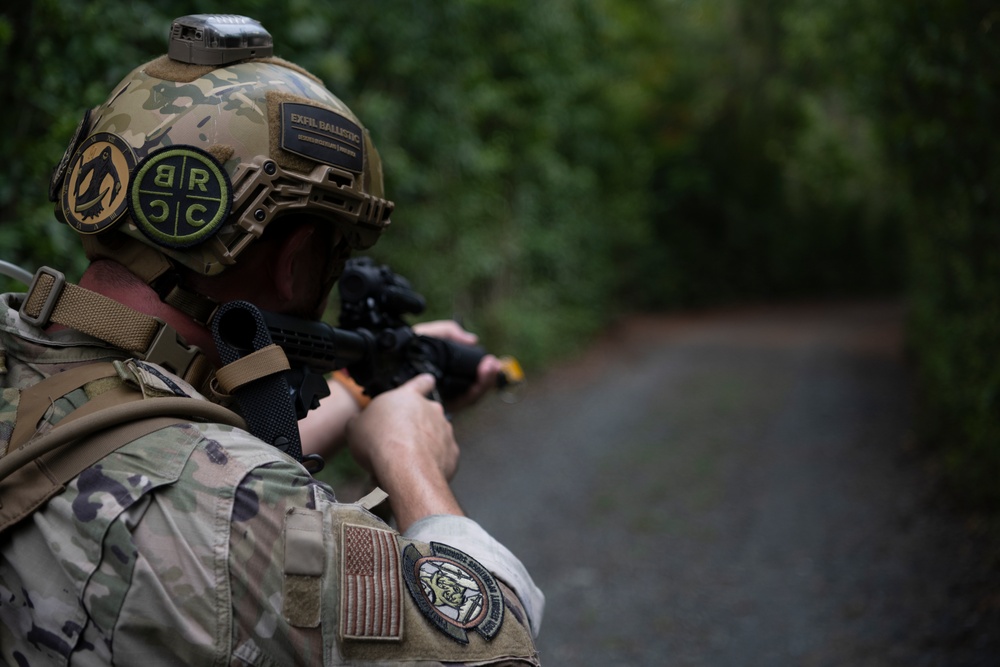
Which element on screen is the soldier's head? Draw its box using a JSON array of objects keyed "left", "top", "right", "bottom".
[{"left": 52, "top": 14, "right": 393, "bottom": 322}]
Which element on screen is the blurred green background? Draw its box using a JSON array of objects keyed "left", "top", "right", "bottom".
[{"left": 2, "top": 1, "right": 998, "bottom": 509}]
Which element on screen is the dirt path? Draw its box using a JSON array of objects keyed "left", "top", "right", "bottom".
[{"left": 449, "top": 301, "right": 1000, "bottom": 666}]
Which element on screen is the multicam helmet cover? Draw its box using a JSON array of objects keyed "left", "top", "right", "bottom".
[{"left": 53, "top": 14, "right": 393, "bottom": 280}]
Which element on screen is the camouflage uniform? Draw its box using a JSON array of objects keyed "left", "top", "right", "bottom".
[{"left": 0, "top": 292, "right": 543, "bottom": 665}]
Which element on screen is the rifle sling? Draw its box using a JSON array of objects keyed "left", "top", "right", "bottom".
[{"left": 213, "top": 344, "right": 290, "bottom": 394}]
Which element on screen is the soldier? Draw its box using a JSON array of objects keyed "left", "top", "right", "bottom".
[{"left": 0, "top": 14, "right": 542, "bottom": 665}]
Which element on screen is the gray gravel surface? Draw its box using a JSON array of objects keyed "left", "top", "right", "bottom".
[{"left": 448, "top": 301, "right": 1000, "bottom": 667}]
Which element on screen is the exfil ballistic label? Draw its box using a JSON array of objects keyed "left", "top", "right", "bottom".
[
  {"left": 280, "top": 102, "right": 364, "bottom": 173},
  {"left": 129, "top": 146, "right": 233, "bottom": 248}
]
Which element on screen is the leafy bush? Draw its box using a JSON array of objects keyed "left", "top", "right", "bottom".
[
  {"left": 8, "top": 0, "right": 994, "bottom": 510},
  {"left": 827, "top": 0, "right": 1000, "bottom": 508}
]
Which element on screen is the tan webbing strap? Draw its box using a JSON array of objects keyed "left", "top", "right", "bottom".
[
  {"left": 160, "top": 283, "right": 219, "bottom": 326},
  {"left": 0, "top": 397, "right": 247, "bottom": 486},
  {"left": 7, "top": 363, "right": 119, "bottom": 453},
  {"left": 22, "top": 271, "right": 160, "bottom": 352},
  {"left": 46, "top": 383, "right": 145, "bottom": 429},
  {"left": 19, "top": 268, "right": 210, "bottom": 386},
  {"left": 0, "top": 416, "right": 186, "bottom": 533},
  {"left": 214, "top": 344, "right": 291, "bottom": 394},
  {"left": 0, "top": 395, "right": 247, "bottom": 535}
]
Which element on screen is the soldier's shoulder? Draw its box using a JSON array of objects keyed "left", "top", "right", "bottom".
[{"left": 316, "top": 499, "right": 540, "bottom": 665}]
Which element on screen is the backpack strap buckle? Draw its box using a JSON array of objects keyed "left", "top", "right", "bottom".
[
  {"left": 141, "top": 318, "right": 201, "bottom": 379},
  {"left": 19, "top": 267, "right": 66, "bottom": 328}
]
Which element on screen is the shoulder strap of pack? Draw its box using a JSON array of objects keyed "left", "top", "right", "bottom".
[
  {"left": 0, "top": 415, "right": 186, "bottom": 534},
  {"left": 6, "top": 361, "right": 121, "bottom": 454},
  {"left": 0, "top": 375, "right": 246, "bottom": 535}
]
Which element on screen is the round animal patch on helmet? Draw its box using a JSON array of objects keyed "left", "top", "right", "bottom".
[
  {"left": 128, "top": 145, "right": 233, "bottom": 248},
  {"left": 61, "top": 132, "right": 136, "bottom": 234}
]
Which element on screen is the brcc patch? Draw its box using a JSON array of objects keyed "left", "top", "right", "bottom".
[
  {"left": 128, "top": 145, "right": 233, "bottom": 248},
  {"left": 61, "top": 131, "right": 136, "bottom": 234},
  {"left": 402, "top": 542, "right": 504, "bottom": 644}
]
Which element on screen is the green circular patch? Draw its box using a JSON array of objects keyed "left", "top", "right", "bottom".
[{"left": 128, "top": 146, "right": 232, "bottom": 248}]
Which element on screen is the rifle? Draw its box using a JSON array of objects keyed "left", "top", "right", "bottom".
[
  {"left": 1, "top": 256, "right": 518, "bottom": 470},
  {"left": 212, "top": 257, "right": 522, "bottom": 424}
]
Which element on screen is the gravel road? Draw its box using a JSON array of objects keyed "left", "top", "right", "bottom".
[{"left": 448, "top": 301, "right": 1000, "bottom": 666}]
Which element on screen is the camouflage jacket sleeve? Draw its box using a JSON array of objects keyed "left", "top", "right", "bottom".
[
  {"left": 2, "top": 418, "right": 541, "bottom": 665},
  {"left": 223, "top": 431, "right": 541, "bottom": 665}
]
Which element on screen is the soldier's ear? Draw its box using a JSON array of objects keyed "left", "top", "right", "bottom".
[{"left": 272, "top": 224, "right": 316, "bottom": 304}]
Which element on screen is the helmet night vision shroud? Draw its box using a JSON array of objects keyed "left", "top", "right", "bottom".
[{"left": 50, "top": 14, "right": 394, "bottom": 323}]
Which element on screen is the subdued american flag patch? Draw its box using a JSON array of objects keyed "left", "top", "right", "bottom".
[{"left": 341, "top": 523, "right": 403, "bottom": 640}]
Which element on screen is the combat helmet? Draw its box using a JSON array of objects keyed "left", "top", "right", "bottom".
[{"left": 50, "top": 14, "right": 393, "bottom": 323}]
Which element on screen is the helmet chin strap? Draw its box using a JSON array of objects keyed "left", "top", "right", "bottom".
[
  {"left": 151, "top": 271, "right": 220, "bottom": 326},
  {"left": 80, "top": 233, "right": 220, "bottom": 326}
]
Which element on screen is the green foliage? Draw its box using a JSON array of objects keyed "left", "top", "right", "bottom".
[
  {"left": 833, "top": 1, "right": 1000, "bottom": 508},
  {"left": 629, "top": 0, "right": 903, "bottom": 307},
  {"left": 0, "top": 0, "right": 655, "bottom": 367},
  {"left": 0, "top": 0, "right": 197, "bottom": 288},
  {"left": 1, "top": 0, "right": 995, "bottom": 507},
  {"left": 0, "top": 0, "right": 897, "bottom": 362}
]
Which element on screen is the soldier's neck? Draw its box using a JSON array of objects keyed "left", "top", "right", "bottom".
[{"left": 74, "top": 259, "right": 221, "bottom": 367}]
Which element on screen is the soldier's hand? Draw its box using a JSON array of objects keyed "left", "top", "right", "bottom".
[
  {"left": 412, "top": 319, "right": 502, "bottom": 411},
  {"left": 345, "top": 373, "right": 464, "bottom": 530}
]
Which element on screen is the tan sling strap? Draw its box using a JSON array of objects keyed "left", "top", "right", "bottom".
[
  {"left": 18, "top": 267, "right": 212, "bottom": 391},
  {"left": 213, "top": 344, "right": 291, "bottom": 394},
  {"left": 0, "top": 396, "right": 247, "bottom": 534}
]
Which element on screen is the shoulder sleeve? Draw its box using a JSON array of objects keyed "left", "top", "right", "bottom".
[
  {"left": 226, "top": 454, "right": 329, "bottom": 666},
  {"left": 319, "top": 492, "right": 540, "bottom": 665},
  {"left": 226, "top": 457, "right": 540, "bottom": 666},
  {"left": 403, "top": 514, "right": 545, "bottom": 637}
]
